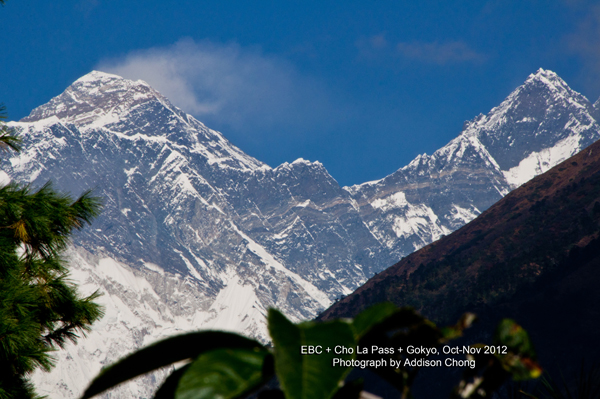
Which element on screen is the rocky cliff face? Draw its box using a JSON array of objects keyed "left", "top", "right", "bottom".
[{"left": 3, "top": 69, "right": 598, "bottom": 397}]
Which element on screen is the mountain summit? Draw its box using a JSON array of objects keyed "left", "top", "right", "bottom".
[
  {"left": 3, "top": 69, "right": 599, "bottom": 397},
  {"left": 22, "top": 70, "right": 266, "bottom": 172},
  {"left": 22, "top": 71, "right": 161, "bottom": 124},
  {"left": 473, "top": 68, "right": 599, "bottom": 185}
]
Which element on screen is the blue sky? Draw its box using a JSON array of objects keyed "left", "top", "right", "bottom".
[{"left": 2, "top": 0, "right": 600, "bottom": 186}]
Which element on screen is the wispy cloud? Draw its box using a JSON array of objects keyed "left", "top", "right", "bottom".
[
  {"left": 395, "top": 41, "right": 485, "bottom": 65},
  {"left": 97, "top": 38, "right": 338, "bottom": 135}
]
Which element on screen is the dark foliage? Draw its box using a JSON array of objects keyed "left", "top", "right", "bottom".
[
  {"left": 0, "top": 107, "right": 103, "bottom": 398},
  {"left": 83, "top": 304, "right": 540, "bottom": 399}
]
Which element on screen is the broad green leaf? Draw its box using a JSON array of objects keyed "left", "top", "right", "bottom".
[
  {"left": 82, "top": 331, "right": 265, "bottom": 399},
  {"left": 351, "top": 302, "right": 398, "bottom": 339},
  {"left": 175, "top": 348, "right": 270, "bottom": 399},
  {"left": 268, "top": 309, "right": 356, "bottom": 399}
]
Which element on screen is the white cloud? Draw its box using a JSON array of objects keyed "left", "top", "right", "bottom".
[{"left": 97, "top": 38, "right": 336, "bottom": 134}]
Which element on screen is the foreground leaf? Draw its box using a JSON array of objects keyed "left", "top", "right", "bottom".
[
  {"left": 175, "top": 348, "right": 270, "bottom": 399},
  {"left": 82, "top": 331, "right": 265, "bottom": 398},
  {"left": 268, "top": 309, "right": 356, "bottom": 399},
  {"left": 351, "top": 302, "right": 398, "bottom": 339}
]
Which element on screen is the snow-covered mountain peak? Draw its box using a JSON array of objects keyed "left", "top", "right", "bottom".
[
  {"left": 466, "top": 69, "right": 574, "bottom": 135},
  {"left": 22, "top": 70, "right": 163, "bottom": 127},
  {"left": 292, "top": 157, "right": 321, "bottom": 166},
  {"left": 274, "top": 158, "right": 328, "bottom": 174},
  {"left": 16, "top": 71, "right": 268, "bottom": 173},
  {"left": 276, "top": 158, "right": 321, "bottom": 167},
  {"left": 449, "top": 69, "right": 600, "bottom": 188},
  {"left": 74, "top": 70, "right": 133, "bottom": 84},
  {"left": 345, "top": 68, "right": 599, "bottom": 209},
  {"left": 528, "top": 67, "right": 561, "bottom": 82},
  {"left": 73, "top": 70, "right": 132, "bottom": 84},
  {"left": 521, "top": 68, "right": 585, "bottom": 103}
]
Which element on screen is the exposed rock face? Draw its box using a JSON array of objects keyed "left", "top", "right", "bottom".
[{"left": 3, "top": 68, "right": 598, "bottom": 397}]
